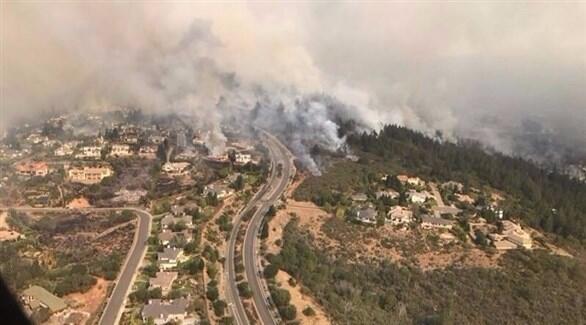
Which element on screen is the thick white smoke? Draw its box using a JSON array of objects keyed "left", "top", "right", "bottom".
[{"left": 1, "top": 2, "right": 585, "bottom": 166}]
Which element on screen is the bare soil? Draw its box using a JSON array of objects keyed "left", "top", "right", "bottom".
[
  {"left": 0, "top": 211, "right": 22, "bottom": 241},
  {"left": 275, "top": 270, "right": 331, "bottom": 325},
  {"left": 65, "top": 277, "right": 109, "bottom": 316}
]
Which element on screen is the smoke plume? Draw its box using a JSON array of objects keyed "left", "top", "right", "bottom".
[{"left": 1, "top": 2, "right": 585, "bottom": 168}]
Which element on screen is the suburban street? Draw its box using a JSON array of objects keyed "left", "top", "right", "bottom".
[
  {"left": 225, "top": 131, "right": 295, "bottom": 325},
  {"left": 1, "top": 206, "right": 152, "bottom": 325}
]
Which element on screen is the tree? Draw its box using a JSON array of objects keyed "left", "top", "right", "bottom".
[
  {"left": 263, "top": 264, "right": 279, "bottom": 279},
  {"left": 232, "top": 175, "right": 244, "bottom": 191},
  {"left": 260, "top": 222, "right": 270, "bottom": 239},
  {"left": 207, "top": 263, "right": 218, "bottom": 279},
  {"left": 303, "top": 306, "right": 316, "bottom": 316},
  {"left": 474, "top": 230, "right": 488, "bottom": 247},
  {"left": 206, "top": 285, "right": 219, "bottom": 301},
  {"left": 213, "top": 300, "right": 227, "bottom": 317},
  {"left": 182, "top": 257, "right": 204, "bottom": 275},
  {"left": 184, "top": 241, "right": 198, "bottom": 255},
  {"left": 237, "top": 282, "right": 252, "bottom": 298},
  {"left": 278, "top": 305, "right": 297, "bottom": 321},
  {"left": 228, "top": 150, "right": 237, "bottom": 165},
  {"left": 148, "top": 287, "right": 162, "bottom": 299},
  {"left": 270, "top": 288, "right": 291, "bottom": 307}
]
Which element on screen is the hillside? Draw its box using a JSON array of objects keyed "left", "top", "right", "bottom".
[
  {"left": 295, "top": 124, "right": 586, "bottom": 242},
  {"left": 283, "top": 124, "right": 586, "bottom": 323}
]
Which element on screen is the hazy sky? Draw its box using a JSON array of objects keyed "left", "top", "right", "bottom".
[{"left": 1, "top": 2, "right": 585, "bottom": 159}]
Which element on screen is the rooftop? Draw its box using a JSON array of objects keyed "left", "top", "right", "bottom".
[
  {"left": 142, "top": 298, "right": 188, "bottom": 320},
  {"left": 22, "top": 285, "right": 67, "bottom": 313}
]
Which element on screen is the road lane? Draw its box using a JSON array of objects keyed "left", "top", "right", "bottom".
[
  {"left": 224, "top": 131, "right": 295, "bottom": 325},
  {"left": 244, "top": 133, "right": 294, "bottom": 325}
]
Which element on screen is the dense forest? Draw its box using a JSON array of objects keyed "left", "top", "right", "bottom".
[
  {"left": 297, "top": 124, "right": 586, "bottom": 242},
  {"left": 270, "top": 221, "right": 586, "bottom": 324}
]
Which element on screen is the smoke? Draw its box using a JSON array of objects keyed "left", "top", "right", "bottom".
[{"left": 1, "top": 2, "right": 585, "bottom": 168}]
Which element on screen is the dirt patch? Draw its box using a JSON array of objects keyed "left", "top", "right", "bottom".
[
  {"left": 67, "top": 196, "right": 91, "bottom": 209},
  {"left": 0, "top": 211, "right": 22, "bottom": 241},
  {"left": 275, "top": 270, "right": 330, "bottom": 325},
  {"left": 266, "top": 209, "right": 293, "bottom": 255},
  {"left": 65, "top": 277, "right": 109, "bottom": 316},
  {"left": 416, "top": 249, "right": 502, "bottom": 271}
]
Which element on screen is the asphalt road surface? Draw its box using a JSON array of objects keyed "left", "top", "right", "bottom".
[
  {"left": 225, "top": 132, "right": 295, "bottom": 325},
  {"left": 1, "top": 206, "right": 152, "bottom": 325}
]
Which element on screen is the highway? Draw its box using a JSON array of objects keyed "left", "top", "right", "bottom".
[
  {"left": 224, "top": 131, "right": 295, "bottom": 325},
  {"left": 2, "top": 206, "right": 152, "bottom": 325}
]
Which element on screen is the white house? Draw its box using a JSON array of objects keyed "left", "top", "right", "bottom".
[
  {"left": 387, "top": 206, "right": 413, "bottom": 226},
  {"left": 408, "top": 190, "right": 430, "bottom": 204},
  {"left": 376, "top": 189, "right": 399, "bottom": 200},
  {"left": 139, "top": 146, "right": 157, "bottom": 159},
  {"left": 420, "top": 216, "right": 455, "bottom": 230},
  {"left": 76, "top": 146, "right": 102, "bottom": 159},
  {"left": 502, "top": 220, "right": 533, "bottom": 249},
  {"left": 204, "top": 184, "right": 234, "bottom": 200},
  {"left": 157, "top": 247, "right": 185, "bottom": 270},
  {"left": 355, "top": 207, "right": 377, "bottom": 225},
  {"left": 235, "top": 153, "right": 252, "bottom": 165},
  {"left": 68, "top": 165, "right": 113, "bottom": 184},
  {"left": 162, "top": 162, "right": 190, "bottom": 177},
  {"left": 110, "top": 144, "right": 132, "bottom": 157}
]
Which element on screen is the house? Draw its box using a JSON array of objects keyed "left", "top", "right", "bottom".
[
  {"left": 15, "top": 161, "right": 49, "bottom": 177},
  {"left": 204, "top": 184, "right": 234, "bottom": 200},
  {"left": 351, "top": 193, "right": 368, "bottom": 202},
  {"left": 387, "top": 206, "right": 413, "bottom": 226},
  {"left": 161, "top": 214, "right": 175, "bottom": 230},
  {"left": 54, "top": 143, "right": 76, "bottom": 156},
  {"left": 68, "top": 165, "right": 113, "bottom": 184},
  {"left": 110, "top": 144, "right": 132, "bottom": 157},
  {"left": 76, "top": 146, "right": 102, "bottom": 159},
  {"left": 433, "top": 206, "right": 462, "bottom": 218},
  {"left": 139, "top": 145, "right": 157, "bottom": 159},
  {"left": 408, "top": 190, "right": 430, "bottom": 204},
  {"left": 502, "top": 220, "right": 532, "bottom": 249},
  {"left": 488, "top": 233, "right": 518, "bottom": 250},
  {"left": 122, "top": 135, "right": 139, "bottom": 144},
  {"left": 397, "top": 175, "right": 424, "bottom": 186},
  {"left": 162, "top": 162, "right": 190, "bottom": 177},
  {"left": 178, "top": 229, "right": 193, "bottom": 242},
  {"left": 21, "top": 285, "right": 67, "bottom": 314},
  {"left": 157, "top": 247, "right": 184, "bottom": 270},
  {"left": 376, "top": 189, "right": 399, "bottom": 200},
  {"left": 441, "top": 181, "right": 464, "bottom": 192},
  {"left": 26, "top": 133, "right": 48, "bottom": 145},
  {"left": 112, "top": 189, "right": 147, "bottom": 204},
  {"left": 420, "top": 216, "right": 455, "bottom": 230},
  {"left": 235, "top": 153, "right": 252, "bottom": 165},
  {"left": 159, "top": 230, "right": 175, "bottom": 246},
  {"left": 407, "top": 177, "right": 424, "bottom": 186},
  {"left": 142, "top": 298, "right": 189, "bottom": 325},
  {"left": 355, "top": 207, "right": 377, "bottom": 225},
  {"left": 177, "top": 215, "right": 193, "bottom": 228},
  {"left": 149, "top": 272, "right": 178, "bottom": 296}
]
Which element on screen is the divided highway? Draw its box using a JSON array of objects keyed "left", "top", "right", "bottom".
[
  {"left": 225, "top": 132, "right": 295, "bottom": 325},
  {"left": 2, "top": 206, "right": 152, "bottom": 325}
]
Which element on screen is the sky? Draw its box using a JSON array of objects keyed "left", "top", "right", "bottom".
[{"left": 1, "top": 2, "right": 585, "bottom": 162}]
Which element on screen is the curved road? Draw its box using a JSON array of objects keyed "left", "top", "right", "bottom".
[
  {"left": 2, "top": 206, "right": 152, "bottom": 325},
  {"left": 225, "top": 131, "right": 295, "bottom": 325}
]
